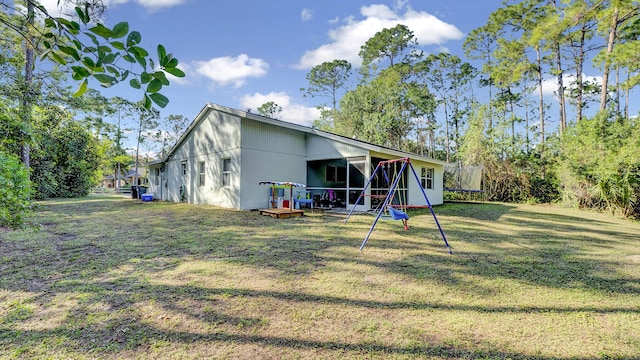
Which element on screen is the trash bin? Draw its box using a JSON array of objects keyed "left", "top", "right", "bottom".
[
  {"left": 138, "top": 186, "right": 147, "bottom": 199},
  {"left": 131, "top": 185, "right": 138, "bottom": 199}
]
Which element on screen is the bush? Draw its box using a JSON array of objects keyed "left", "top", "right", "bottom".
[
  {"left": 0, "top": 150, "right": 33, "bottom": 229},
  {"left": 557, "top": 112, "right": 640, "bottom": 219}
]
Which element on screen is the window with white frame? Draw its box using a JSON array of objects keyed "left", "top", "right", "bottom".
[
  {"left": 421, "top": 167, "right": 434, "bottom": 190},
  {"left": 155, "top": 168, "right": 160, "bottom": 185},
  {"left": 181, "top": 161, "right": 187, "bottom": 176},
  {"left": 198, "top": 161, "right": 205, "bottom": 187},
  {"left": 222, "top": 158, "right": 231, "bottom": 187}
]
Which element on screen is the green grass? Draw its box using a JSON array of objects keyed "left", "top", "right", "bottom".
[{"left": 0, "top": 195, "right": 639, "bottom": 359}]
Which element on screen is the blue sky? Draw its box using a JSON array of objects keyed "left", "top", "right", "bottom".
[
  {"left": 39, "top": 0, "right": 636, "bottom": 155},
  {"left": 41, "top": 0, "right": 505, "bottom": 126}
]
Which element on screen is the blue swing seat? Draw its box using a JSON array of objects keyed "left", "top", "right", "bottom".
[{"left": 388, "top": 206, "right": 409, "bottom": 220}]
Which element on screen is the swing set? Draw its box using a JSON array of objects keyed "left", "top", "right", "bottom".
[{"left": 344, "top": 158, "right": 452, "bottom": 254}]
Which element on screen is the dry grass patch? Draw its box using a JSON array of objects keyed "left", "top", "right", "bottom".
[{"left": 0, "top": 196, "right": 639, "bottom": 359}]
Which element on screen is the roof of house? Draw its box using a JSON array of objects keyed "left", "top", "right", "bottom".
[
  {"left": 125, "top": 169, "right": 145, "bottom": 177},
  {"left": 148, "top": 103, "right": 447, "bottom": 166}
]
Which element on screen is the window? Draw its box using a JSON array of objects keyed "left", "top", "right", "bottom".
[
  {"left": 326, "top": 165, "right": 346, "bottom": 182},
  {"left": 155, "top": 168, "right": 160, "bottom": 186},
  {"left": 421, "top": 167, "right": 434, "bottom": 190},
  {"left": 198, "top": 161, "right": 205, "bottom": 187},
  {"left": 181, "top": 161, "right": 187, "bottom": 176},
  {"left": 222, "top": 158, "right": 231, "bottom": 187}
]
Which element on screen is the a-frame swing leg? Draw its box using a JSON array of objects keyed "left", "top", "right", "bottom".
[
  {"left": 359, "top": 161, "right": 408, "bottom": 250},
  {"left": 407, "top": 161, "right": 452, "bottom": 254},
  {"left": 352, "top": 158, "right": 452, "bottom": 254}
]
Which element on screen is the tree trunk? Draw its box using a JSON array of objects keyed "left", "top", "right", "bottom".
[
  {"left": 550, "top": 0, "right": 566, "bottom": 131},
  {"left": 536, "top": 47, "right": 545, "bottom": 148},
  {"left": 625, "top": 70, "right": 630, "bottom": 119},
  {"left": 555, "top": 44, "right": 566, "bottom": 130},
  {"left": 600, "top": 7, "right": 619, "bottom": 111},
  {"left": 615, "top": 67, "right": 620, "bottom": 117},
  {"left": 575, "top": 27, "right": 586, "bottom": 123},
  {"left": 20, "top": 0, "right": 35, "bottom": 170},
  {"left": 443, "top": 100, "right": 450, "bottom": 163}
]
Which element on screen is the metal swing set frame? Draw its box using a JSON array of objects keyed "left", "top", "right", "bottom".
[{"left": 344, "top": 157, "right": 452, "bottom": 254}]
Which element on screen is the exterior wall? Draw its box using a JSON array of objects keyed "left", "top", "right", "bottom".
[
  {"left": 370, "top": 152, "right": 444, "bottom": 207},
  {"left": 239, "top": 118, "right": 307, "bottom": 209},
  {"left": 155, "top": 108, "right": 242, "bottom": 207},
  {"left": 407, "top": 159, "right": 444, "bottom": 206},
  {"left": 146, "top": 104, "right": 445, "bottom": 210},
  {"left": 146, "top": 164, "right": 162, "bottom": 199},
  {"left": 306, "top": 135, "right": 368, "bottom": 160}
]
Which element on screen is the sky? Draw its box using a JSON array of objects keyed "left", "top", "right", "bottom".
[
  {"left": 38, "top": 0, "right": 505, "bottom": 126},
  {"left": 36, "top": 0, "right": 635, "bottom": 153}
]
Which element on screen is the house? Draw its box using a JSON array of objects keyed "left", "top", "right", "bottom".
[
  {"left": 126, "top": 168, "right": 148, "bottom": 186},
  {"left": 145, "top": 103, "right": 447, "bottom": 211},
  {"left": 101, "top": 173, "right": 127, "bottom": 189}
]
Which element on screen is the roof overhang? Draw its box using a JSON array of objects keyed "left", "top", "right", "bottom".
[{"left": 147, "top": 103, "right": 447, "bottom": 167}]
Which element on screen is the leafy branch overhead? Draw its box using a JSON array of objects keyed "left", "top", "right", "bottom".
[{"left": 38, "top": 3, "right": 185, "bottom": 109}]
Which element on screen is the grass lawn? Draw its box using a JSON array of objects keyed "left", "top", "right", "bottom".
[{"left": 1, "top": 196, "right": 639, "bottom": 359}]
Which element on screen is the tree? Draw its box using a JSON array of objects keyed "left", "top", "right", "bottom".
[
  {"left": 557, "top": 112, "right": 640, "bottom": 218},
  {"left": 337, "top": 68, "right": 409, "bottom": 148},
  {"left": 336, "top": 25, "right": 421, "bottom": 150},
  {"left": 0, "top": 0, "right": 185, "bottom": 228},
  {"left": 108, "top": 96, "right": 135, "bottom": 189},
  {"left": 562, "top": 0, "right": 602, "bottom": 123},
  {"left": 30, "top": 112, "right": 101, "bottom": 198},
  {"left": 418, "top": 53, "right": 475, "bottom": 162},
  {"left": 301, "top": 59, "right": 352, "bottom": 129},
  {"left": 132, "top": 102, "right": 159, "bottom": 186},
  {"left": 152, "top": 113, "right": 190, "bottom": 158},
  {"left": 595, "top": 0, "right": 640, "bottom": 111},
  {"left": 406, "top": 81, "right": 438, "bottom": 157},
  {"left": 359, "top": 24, "right": 418, "bottom": 69},
  {"left": 463, "top": 23, "right": 500, "bottom": 130},
  {"left": 257, "top": 101, "right": 282, "bottom": 119},
  {"left": 0, "top": 150, "right": 32, "bottom": 229},
  {"left": 489, "top": 0, "right": 550, "bottom": 146},
  {"left": 1, "top": 0, "right": 185, "bottom": 166}
]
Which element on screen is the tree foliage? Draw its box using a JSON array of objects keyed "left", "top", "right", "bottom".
[
  {"left": 257, "top": 101, "right": 282, "bottom": 119},
  {"left": 7, "top": 1, "right": 187, "bottom": 108},
  {"left": 319, "top": 1, "right": 640, "bottom": 219},
  {"left": 31, "top": 114, "right": 100, "bottom": 198},
  {"left": 0, "top": 1, "right": 186, "bottom": 228},
  {"left": 0, "top": 150, "right": 32, "bottom": 229},
  {"left": 557, "top": 112, "right": 640, "bottom": 217}
]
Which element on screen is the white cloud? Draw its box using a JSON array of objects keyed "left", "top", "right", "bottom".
[
  {"left": 540, "top": 74, "right": 603, "bottom": 97},
  {"left": 301, "top": 8, "right": 314, "bottom": 22},
  {"left": 296, "top": 4, "right": 463, "bottom": 69},
  {"left": 240, "top": 92, "right": 321, "bottom": 126},
  {"left": 132, "top": 0, "right": 187, "bottom": 11},
  {"left": 193, "top": 54, "right": 269, "bottom": 88},
  {"left": 38, "top": 0, "right": 185, "bottom": 16}
]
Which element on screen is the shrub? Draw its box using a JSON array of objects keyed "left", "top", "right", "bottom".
[{"left": 0, "top": 150, "right": 33, "bottom": 229}]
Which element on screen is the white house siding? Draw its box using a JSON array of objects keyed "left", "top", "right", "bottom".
[
  {"left": 239, "top": 118, "right": 307, "bottom": 210},
  {"left": 146, "top": 103, "right": 445, "bottom": 210},
  {"left": 368, "top": 152, "right": 444, "bottom": 207},
  {"left": 408, "top": 159, "right": 444, "bottom": 206},
  {"left": 305, "top": 135, "right": 369, "bottom": 160},
  {"left": 158, "top": 109, "right": 242, "bottom": 207}
]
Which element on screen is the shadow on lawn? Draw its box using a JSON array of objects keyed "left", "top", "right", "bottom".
[
  {"left": 378, "top": 203, "right": 640, "bottom": 295},
  {"left": 0, "top": 325, "right": 620, "bottom": 360},
  {"left": 3, "top": 278, "right": 638, "bottom": 359},
  {"left": 1, "top": 198, "right": 639, "bottom": 358}
]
